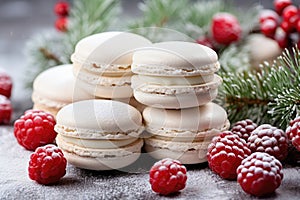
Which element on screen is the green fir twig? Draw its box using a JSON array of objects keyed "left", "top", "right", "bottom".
[{"left": 218, "top": 46, "right": 300, "bottom": 129}]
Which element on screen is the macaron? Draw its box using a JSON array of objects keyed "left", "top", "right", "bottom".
[
  {"left": 143, "top": 102, "right": 230, "bottom": 164},
  {"left": 247, "top": 34, "right": 281, "bottom": 70},
  {"left": 131, "top": 41, "right": 221, "bottom": 109},
  {"left": 32, "top": 64, "right": 94, "bottom": 117},
  {"left": 71, "top": 31, "right": 152, "bottom": 99},
  {"left": 55, "top": 99, "right": 144, "bottom": 170}
]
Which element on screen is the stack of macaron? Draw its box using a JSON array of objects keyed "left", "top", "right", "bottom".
[
  {"left": 31, "top": 32, "right": 151, "bottom": 118},
  {"left": 55, "top": 100, "right": 144, "bottom": 170},
  {"left": 131, "top": 41, "right": 230, "bottom": 164}
]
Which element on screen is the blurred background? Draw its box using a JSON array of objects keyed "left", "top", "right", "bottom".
[{"left": 0, "top": 0, "right": 299, "bottom": 118}]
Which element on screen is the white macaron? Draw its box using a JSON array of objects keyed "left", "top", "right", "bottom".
[
  {"left": 131, "top": 41, "right": 221, "bottom": 109},
  {"left": 71, "top": 31, "right": 152, "bottom": 99},
  {"left": 32, "top": 64, "right": 93, "bottom": 117},
  {"left": 143, "top": 102, "right": 230, "bottom": 164},
  {"left": 55, "top": 99, "right": 144, "bottom": 170}
]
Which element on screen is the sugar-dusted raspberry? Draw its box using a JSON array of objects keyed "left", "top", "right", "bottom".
[
  {"left": 211, "top": 12, "right": 242, "bottom": 45},
  {"left": 286, "top": 116, "right": 300, "bottom": 152},
  {"left": 28, "top": 144, "right": 67, "bottom": 185},
  {"left": 54, "top": 1, "right": 69, "bottom": 17},
  {"left": 247, "top": 124, "right": 288, "bottom": 161},
  {"left": 14, "top": 110, "right": 57, "bottom": 151},
  {"left": 207, "top": 131, "right": 251, "bottom": 180},
  {"left": 231, "top": 119, "right": 258, "bottom": 142},
  {"left": 0, "top": 95, "right": 12, "bottom": 125},
  {"left": 237, "top": 152, "right": 283, "bottom": 197},
  {"left": 282, "top": 5, "right": 298, "bottom": 29},
  {"left": 0, "top": 71, "right": 13, "bottom": 99},
  {"left": 274, "top": 0, "right": 292, "bottom": 15},
  {"left": 55, "top": 17, "right": 68, "bottom": 32},
  {"left": 149, "top": 158, "right": 187, "bottom": 195},
  {"left": 259, "top": 9, "right": 279, "bottom": 24}
]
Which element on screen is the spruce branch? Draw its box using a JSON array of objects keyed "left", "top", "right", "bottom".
[
  {"left": 25, "top": 0, "right": 120, "bottom": 89},
  {"left": 62, "top": 0, "right": 121, "bottom": 63},
  {"left": 25, "top": 31, "right": 65, "bottom": 88},
  {"left": 218, "top": 46, "right": 300, "bottom": 129}
]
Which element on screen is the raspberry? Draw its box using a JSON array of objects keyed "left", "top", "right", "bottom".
[
  {"left": 28, "top": 144, "right": 67, "bottom": 185},
  {"left": 149, "top": 158, "right": 187, "bottom": 195},
  {"left": 286, "top": 116, "right": 300, "bottom": 152},
  {"left": 247, "top": 124, "right": 288, "bottom": 161},
  {"left": 274, "top": 0, "right": 292, "bottom": 15},
  {"left": 211, "top": 12, "right": 242, "bottom": 45},
  {"left": 259, "top": 9, "right": 279, "bottom": 24},
  {"left": 0, "top": 95, "right": 12, "bottom": 125},
  {"left": 237, "top": 152, "right": 283, "bottom": 197},
  {"left": 54, "top": 1, "right": 69, "bottom": 17},
  {"left": 14, "top": 110, "right": 57, "bottom": 151},
  {"left": 231, "top": 119, "right": 258, "bottom": 142},
  {"left": 55, "top": 17, "right": 68, "bottom": 32},
  {"left": 261, "top": 19, "right": 278, "bottom": 38},
  {"left": 282, "top": 5, "right": 298, "bottom": 29},
  {"left": 207, "top": 131, "right": 251, "bottom": 180},
  {"left": 0, "top": 72, "right": 13, "bottom": 99}
]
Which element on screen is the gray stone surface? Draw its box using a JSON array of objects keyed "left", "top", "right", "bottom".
[{"left": 1, "top": 126, "right": 300, "bottom": 200}]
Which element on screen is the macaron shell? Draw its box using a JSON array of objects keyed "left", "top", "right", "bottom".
[
  {"left": 57, "top": 134, "right": 138, "bottom": 149},
  {"left": 55, "top": 100, "right": 143, "bottom": 137},
  {"left": 56, "top": 136, "right": 143, "bottom": 170},
  {"left": 71, "top": 31, "right": 152, "bottom": 71},
  {"left": 75, "top": 77, "right": 133, "bottom": 99},
  {"left": 143, "top": 102, "right": 228, "bottom": 135},
  {"left": 132, "top": 75, "right": 221, "bottom": 109},
  {"left": 147, "top": 120, "right": 230, "bottom": 142},
  {"left": 144, "top": 140, "right": 208, "bottom": 164},
  {"left": 132, "top": 41, "right": 219, "bottom": 76},
  {"left": 61, "top": 150, "right": 141, "bottom": 171},
  {"left": 32, "top": 64, "right": 94, "bottom": 108}
]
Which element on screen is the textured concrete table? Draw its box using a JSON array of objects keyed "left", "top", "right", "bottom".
[{"left": 1, "top": 126, "right": 300, "bottom": 200}]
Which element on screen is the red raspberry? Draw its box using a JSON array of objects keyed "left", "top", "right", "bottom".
[
  {"left": 28, "top": 144, "right": 67, "bottom": 185},
  {"left": 286, "top": 116, "right": 300, "bottom": 152},
  {"left": 231, "top": 119, "right": 258, "bottom": 142},
  {"left": 296, "top": 19, "right": 300, "bottom": 33},
  {"left": 261, "top": 19, "right": 278, "bottom": 38},
  {"left": 55, "top": 17, "right": 68, "bottom": 32},
  {"left": 0, "top": 72, "right": 13, "bottom": 99},
  {"left": 282, "top": 5, "right": 298, "bottom": 29},
  {"left": 211, "top": 12, "right": 242, "bottom": 45},
  {"left": 14, "top": 110, "right": 57, "bottom": 151},
  {"left": 149, "top": 158, "right": 187, "bottom": 195},
  {"left": 280, "top": 20, "right": 295, "bottom": 33},
  {"left": 54, "top": 1, "right": 69, "bottom": 17},
  {"left": 207, "top": 131, "right": 251, "bottom": 180},
  {"left": 237, "top": 152, "right": 283, "bottom": 197},
  {"left": 274, "top": 0, "right": 292, "bottom": 15},
  {"left": 247, "top": 124, "right": 288, "bottom": 161},
  {"left": 259, "top": 9, "right": 279, "bottom": 24},
  {"left": 0, "top": 95, "right": 12, "bottom": 124}
]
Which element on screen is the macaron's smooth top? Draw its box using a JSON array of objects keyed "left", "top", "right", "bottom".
[
  {"left": 32, "top": 64, "right": 93, "bottom": 105},
  {"left": 143, "top": 102, "right": 227, "bottom": 132},
  {"left": 71, "top": 31, "right": 152, "bottom": 67},
  {"left": 56, "top": 100, "right": 143, "bottom": 134},
  {"left": 132, "top": 41, "right": 219, "bottom": 76}
]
